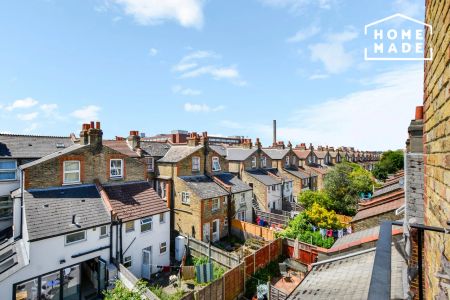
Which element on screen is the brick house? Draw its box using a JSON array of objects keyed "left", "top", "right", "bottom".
[
  {"left": 292, "top": 144, "right": 320, "bottom": 191},
  {"left": 1, "top": 122, "right": 170, "bottom": 299},
  {"left": 155, "top": 132, "right": 251, "bottom": 242},
  {"left": 327, "top": 146, "right": 341, "bottom": 165},
  {"left": 314, "top": 146, "right": 332, "bottom": 167}
]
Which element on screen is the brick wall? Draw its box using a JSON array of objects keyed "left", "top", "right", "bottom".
[
  {"left": 173, "top": 176, "right": 202, "bottom": 238},
  {"left": 241, "top": 171, "right": 267, "bottom": 210},
  {"left": 351, "top": 210, "right": 403, "bottom": 232},
  {"left": 24, "top": 144, "right": 146, "bottom": 189},
  {"left": 423, "top": 1, "right": 450, "bottom": 298}
]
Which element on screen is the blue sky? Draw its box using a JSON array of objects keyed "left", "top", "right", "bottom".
[{"left": 0, "top": 0, "right": 425, "bottom": 150}]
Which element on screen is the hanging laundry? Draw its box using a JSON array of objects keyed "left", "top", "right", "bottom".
[
  {"left": 337, "top": 229, "right": 344, "bottom": 238},
  {"left": 327, "top": 229, "right": 333, "bottom": 237},
  {"left": 319, "top": 228, "right": 326, "bottom": 237},
  {"left": 347, "top": 226, "right": 352, "bottom": 234}
]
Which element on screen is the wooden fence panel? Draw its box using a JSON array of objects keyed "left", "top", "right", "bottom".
[{"left": 231, "top": 219, "right": 276, "bottom": 241}]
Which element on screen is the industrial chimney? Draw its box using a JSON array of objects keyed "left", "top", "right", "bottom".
[{"left": 273, "top": 120, "right": 277, "bottom": 146}]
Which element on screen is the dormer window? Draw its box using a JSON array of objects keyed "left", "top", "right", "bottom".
[
  {"left": 63, "top": 161, "right": 80, "bottom": 184},
  {"left": 192, "top": 156, "right": 200, "bottom": 171},
  {"left": 145, "top": 157, "right": 154, "bottom": 172},
  {"left": 251, "top": 156, "right": 257, "bottom": 168},
  {"left": 212, "top": 156, "right": 221, "bottom": 172},
  {"left": 110, "top": 159, "right": 123, "bottom": 178}
]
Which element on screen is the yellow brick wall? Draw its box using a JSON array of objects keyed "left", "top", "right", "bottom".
[{"left": 423, "top": 0, "right": 450, "bottom": 298}]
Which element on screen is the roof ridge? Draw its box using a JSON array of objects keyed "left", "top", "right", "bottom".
[{"left": 0, "top": 133, "right": 71, "bottom": 138}]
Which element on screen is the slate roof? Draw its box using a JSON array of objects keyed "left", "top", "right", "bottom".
[
  {"left": 209, "top": 145, "right": 227, "bottom": 157},
  {"left": 213, "top": 173, "right": 252, "bottom": 193},
  {"left": 158, "top": 145, "right": 203, "bottom": 163},
  {"left": 140, "top": 141, "right": 171, "bottom": 157},
  {"left": 103, "top": 140, "right": 140, "bottom": 158},
  {"left": 283, "top": 168, "right": 310, "bottom": 179},
  {"left": 20, "top": 144, "right": 87, "bottom": 169},
  {"left": 289, "top": 245, "right": 405, "bottom": 299},
  {"left": 314, "top": 150, "right": 328, "bottom": 159},
  {"left": 351, "top": 198, "right": 404, "bottom": 222},
  {"left": 102, "top": 181, "right": 168, "bottom": 222},
  {"left": 179, "top": 175, "right": 229, "bottom": 199},
  {"left": 331, "top": 226, "right": 381, "bottom": 249},
  {"left": 245, "top": 169, "right": 281, "bottom": 186},
  {"left": 0, "top": 134, "right": 73, "bottom": 159},
  {"left": 225, "top": 148, "right": 257, "bottom": 161},
  {"left": 267, "top": 168, "right": 293, "bottom": 182},
  {"left": 328, "top": 150, "right": 339, "bottom": 158},
  {"left": 373, "top": 182, "right": 402, "bottom": 197},
  {"left": 262, "top": 148, "right": 289, "bottom": 160},
  {"left": 24, "top": 185, "right": 110, "bottom": 241}
]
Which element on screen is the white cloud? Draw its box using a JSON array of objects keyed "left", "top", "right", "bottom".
[
  {"left": 172, "top": 85, "right": 202, "bottom": 96},
  {"left": 173, "top": 50, "right": 245, "bottom": 85},
  {"left": 287, "top": 25, "right": 320, "bottom": 43},
  {"left": 253, "top": 64, "right": 423, "bottom": 150},
  {"left": 308, "top": 28, "right": 358, "bottom": 74},
  {"left": 17, "top": 112, "right": 39, "bottom": 121},
  {"left": 23, "top": 123, "right": 38, "bottom": 133},
  {"left": 6, "top": 97, "right": 38, "bottom": 111},
  {"left": 184, "top": 102, "right": 225, "bottom": 113},
  {"left": 114, "top": 0, "right": 204, "bottom": 29},
  {"left": 40, "top": 103, "right": 58, "bottom": 114},
  {"left": 259, "top": 0, "right": 334, "bottom": 12},
  {"left": 149, "top": 48, "right": 158, "bottom": 56},
  {"left": 71, "top": 105, "right": 101, "bottom": 122}
]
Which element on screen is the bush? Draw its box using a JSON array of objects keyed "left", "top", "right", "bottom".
[
  {"left": 297, "top": 190, "right": 332, "bottom": 210},
  {"left": 149, "top": 285, "right": 184, "bottom": 300},
  {"left": 372, "top": 150, "right": 404, "bottom": 181},
  {"left": 104, "top": 280, "right": 147, "bottom": 300},
  {"left": 305, "top": 203, "right": 343, "bottom": 230}
]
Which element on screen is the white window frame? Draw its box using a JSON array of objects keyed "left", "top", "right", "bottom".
[
  {"left": 212, "top": 198, "right": 220, "bottom": 211},
  {"left": 251, "top": 156, "right": 256, "bottom": 168},
  {"left": 145, "top": 157, "right": 154, "bottom": 172},
  {"left": 110, "top": 159, "right": 123, "bottom": 178},
  {"left": 160, "top": 242, "right": 167, "bottom": 254},
  {"left": 99, "top": 225, "right": 108, "bottom": 238},
  {"left": 238, "top": 211, "right": 246, "bottom": 221},
  {"left": 125, "top": 221, "right": 135, "bottom": 233},
  {"left": 63, "top": 160, "right": 80, "bottom": 184},
  {"left": 140, "top": 217, "right": 153, "bottom": 233},
  {"left": 212, "top": 156, "right": 221, "bottom": 172},
  {"left": 292, "top": 156, "right": 296, "bottom": 166},
  {"left": 123, "top": 256, "right": 132, "bottom": 268},
  {"left": 285, "top": 156, "right": 289, "bottom": 166},
  {"left": 65, "top": 231, "right": 86, "bottom": 245},
  {"left": 240, "top": 193, "right": 246, "bottom": 205},
  {"left": 181, "top": 192, "right": 190, "bottom": 204},
  {"left": 0, "top": 160, "right": 17, "bottom": 181},
  {"left": 261, "top": 156, "right": 267, "bottom": 168},
  {"left": 192, "top": 156, "right": 200, "bottom": 171}
]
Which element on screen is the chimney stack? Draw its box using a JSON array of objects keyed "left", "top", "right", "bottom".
[
  {"left": 187, "top": 132, "right": 200, "bottom": 147},
  {"left": 200, "top": 131, "right": 208, "bottom": 146},
  {"left": 273, "top": 120, "right": 277, "bottom": 146},
  {"left": 80, "top": 121, "right": 103, "bottom": 149},
  {"left": 127, "top": 130, "right": 141, "bottom": 150},
  {"left": 242, "top": 138, "right": 253, "bottom": 149},
  {"left": 256, "top": 138, "right": 262, "bottom": 150}
]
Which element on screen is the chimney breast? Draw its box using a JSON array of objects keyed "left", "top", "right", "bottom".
[{"left": 127, "top": 130, "right": 141, "bottom": 150}]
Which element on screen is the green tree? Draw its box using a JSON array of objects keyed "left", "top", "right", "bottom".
[
  {"left": 323, "top": 161, "right": 376, "bottom": 215},
  {"left": 104, "top": 280, "right": 147, "bottom": 300},
  {"left": 297, "top": 190, "right": 332, "bottom": 210},
  {"left": 372, "top": 150, "right": 404, "bottom": 180}
]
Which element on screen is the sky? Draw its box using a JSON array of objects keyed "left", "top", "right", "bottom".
[{"left": 0, "top": 0, "right": 426, "bottom": 150}]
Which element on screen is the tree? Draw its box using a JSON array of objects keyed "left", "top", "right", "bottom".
[
  {"left": 297, "top": 190, "right": 332, "bottom": 210},
  {"left": 323, "top": 161, "right": 376, "bottom": 216},
  {"left": 372, "top": 150, "right": 404, "bottom": 180},
  {"left": 305, "top": 203, "right": 343, "bottom": 230},
  {"left": 104, "top": 280, "right": 147, "bottom": 300}
]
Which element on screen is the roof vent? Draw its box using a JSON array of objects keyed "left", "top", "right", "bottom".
[
  {"left": 56, "top": 143, "right": 65, "bottom": 148},
  {"left": 44, "top": 204, "right": 49, "bottom": 208},
  {"left": 72, "top": 214, "right": 81, "bottom": 228}
]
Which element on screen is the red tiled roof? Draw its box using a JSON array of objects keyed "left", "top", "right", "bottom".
[
  {"left": 103, "top": 140, "right": 140, "bottom": 158},
  {"left": 351, "top": 198, "right": 404, "bottom": 222},
  {"left": 359, "top": 189, "right": 404, "bottom": 208},
  {"left": 293, "top": 149, "right": 310, "bottom": 159},
  {"left": 102, "top": 181, "right": 169, "bottom": 221}
]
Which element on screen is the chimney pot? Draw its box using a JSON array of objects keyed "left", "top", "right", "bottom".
[
  {"left": 90, "top": 121, "right": 95, "bottom": 129},
  {"left": 96, "top": 122, "right": 101, "bottom": 129},
  {"left": 415, "top": 106, "right": 424, "bottom": 120}
]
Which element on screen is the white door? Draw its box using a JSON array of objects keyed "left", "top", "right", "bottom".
[
  {"left": 141, "top": 247, "right": 152, "bottom": 280},
  {"left": 203, "top": 223, "right": 210, "bottom": 243},
  {"left": 212, "top": 220, "right": 220, "bottom": 242}
]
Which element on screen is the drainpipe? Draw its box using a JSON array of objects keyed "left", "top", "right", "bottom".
[
  {"left": 19, "top": 169, "right": 24, "bottom": 240},
  {"left": 119, "top": 220, "right": 123, "bottom": 263}
]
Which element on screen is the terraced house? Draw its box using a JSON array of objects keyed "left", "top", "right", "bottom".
[
  {"left": 0, "top": 122, "right": 169, "bottom": 299},
  {"left": 155, "top": 132, "right": 251, "bottom": 243}
]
